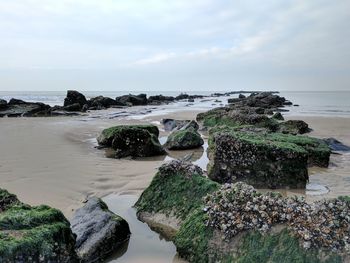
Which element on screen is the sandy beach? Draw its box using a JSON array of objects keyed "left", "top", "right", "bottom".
[{"left": 0, "top": 110, "right": 348, "bottom": 217}]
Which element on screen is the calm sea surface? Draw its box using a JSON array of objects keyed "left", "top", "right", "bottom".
[{"left": 0, "top": 90, "right": 349, "bottom": 117}]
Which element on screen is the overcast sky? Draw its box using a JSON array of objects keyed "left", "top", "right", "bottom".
[{"left": 0, "top": 0, "right": 349, "bottom": 92}]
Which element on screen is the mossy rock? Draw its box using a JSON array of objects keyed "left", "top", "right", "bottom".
[
  {"left": 175, "top": 211, "right": 342, "bottom": 263},
  {"left": 165, "top": 128, "right": 204, "bottom": 150},
  {"left": 0, "top": 189, "right": 77, "bottom": 262},
  {"left": 97, "top": 124, "right": 159, "bottom": 146},
  {"left": 278, "top": 120, "right": 310, "bottom": 135},
  {"left": 97, "top": 125, "right": 165, "bottom": 158}
]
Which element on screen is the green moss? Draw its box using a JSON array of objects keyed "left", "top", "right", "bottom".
[
  {"left": 234, "top": 229, "right": 341, "bottom": 263},
  {"left": 0, "top": 204, "right": 76, "bottom": 261},
  {"left": 135, "top": 172, "right": 219, "bottom": 220},
  {"left": 98, "top": 124, "right": 160, "bottom": 146},
  {"left": 0, "top": 189, "right": 20, "bottom": 211},
  {"left": 174, "top": 209, "right": 214, "bottom": 263}
]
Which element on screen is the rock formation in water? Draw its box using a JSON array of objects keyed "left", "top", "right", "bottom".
[
  {"left": 135, "top": 160, "right": 349, "bottom": 263},
  {"left": 70, "top": 197, "right": 130, "bottom": 262},
  {"left": 97, "top": 125, "right": 165, "bottom": 158}
]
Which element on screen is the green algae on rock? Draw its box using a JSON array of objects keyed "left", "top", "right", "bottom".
[
  {"left": 165, "top": 128, "right": 204, "bottom": 150},
  {"left": 206, "top": 127, "right": 331, "bottom": 188},
  {"left": 135, "top": 163, "right": 346, "bottom": 262},
  {"left": 97, "top": 125, "right": 165, "bottom": 158},
  {"left": 0, "top": 189, "right": 77, "bottom": 263}
]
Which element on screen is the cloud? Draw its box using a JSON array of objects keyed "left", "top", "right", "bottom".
[{"left": 0, "top": 0, "right": 349, "bottom": 90}]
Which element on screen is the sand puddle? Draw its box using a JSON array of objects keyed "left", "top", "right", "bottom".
[{"left": 103, "top": 194, "right": 187, "bottom": 263}]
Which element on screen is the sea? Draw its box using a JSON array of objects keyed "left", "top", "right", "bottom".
[{"left": 0, "top": 90, "right": 349, "bottom": 117}]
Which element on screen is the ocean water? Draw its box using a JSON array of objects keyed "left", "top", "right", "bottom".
[{"left": 0, "top": 90, "right": 349, "bottom": 117}]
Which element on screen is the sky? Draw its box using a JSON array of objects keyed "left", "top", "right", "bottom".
[{"left": 0, "top": 0, "right": 349, "bottom": 92}]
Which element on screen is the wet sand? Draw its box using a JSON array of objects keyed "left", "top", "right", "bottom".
[{"left": 0, "top": 110, "right": 349, "bottom": 262}]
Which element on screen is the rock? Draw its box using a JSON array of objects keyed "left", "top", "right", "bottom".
[
  {"left": 0, "top": 188, "right": 77, "bottom": 262},
  {"left": 97, "top": 125, "right": 165, "bottom": 158},
  {"left": 207, "top": 129, "right": 309, "bottom": 188},
  {"left": 272, "top": 112, "right": 284, "bottom": 120},
  {"left": 323, "top": 138, "right": 350, "bottom": 152},
  {"left": 115, "top": 94, "right": 147, "bottom": 106},
  {"left": 64, "top": 90, "right": 87, "bottom": 110},
  {"left": 0, "top": 99, "right": 7, "bottom": 109},
  {"left": 148, "top": 95, "right": 175, "bottom": 105},
  {"left": 88, "top": 96, "right": 119, "bottom": 109},
  {"left": 238, "top": 94, "right": 246, "bottom": 99},
  {"left": 188, "top": 98, "right": 194, "bottom": 102},
  {"left": 97, "top": 124, "right": 159, "bottom": 146},
  {"left": 279, "top": 120, "right": 310, "bottom": 134},
  {"left": 165, "top": 128, "right": 204, "bottom": 150},
  {"left": 0, "top": 100, "right": 51, "bottom": 117},
  {"left": 161, "top": 119, "right": 192, "bottom": 131},
  {"left": 178, "top": 120, "right": 199, "bottom": 131},
  {"left": 64, "top": 103, "right": 83, "bottom": 112},
  {"left": 71, "top": 197, "right": 130, "bottom": 262},
  {"left": 135, "top": 164, "right": 344, "bottom": 262}
]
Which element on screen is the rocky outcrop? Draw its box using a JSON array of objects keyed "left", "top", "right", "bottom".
[
  {"left": 115, "top": 94, "right": 147, "bottom": 106},
  {"left": 278, "top": 120, "right": 310, "bottom": 135},
  {"left": 165, "top": 121, "right": 203, "bottom": 150},
  {"left": 0, "top": 99, "right": 7, "bottom": 109},
  {"left": 88, "top": 96, "right": 120, "bottom": 109},
  {"left": 148, "top": 95, "right": 175, "bottom": 105},
  {"left": 135, "top": 163, "right": 346, "bottom": 263},
  {"left": 272, "top": 112, "right": 284, "bottom": 120},
  {"left": 64, "top": 90, "right": 88, "bottom": 111},
  {"left": 71, "top": 197, "right": 130, "bottom": 262},
  {"left": 0, "top": 99, "right": 51, "bottom": 117},
  {"left": 207, "top": 127, "right": 331, "bottom": 188},
  {"left": 323, "top": 138, "right": 350, "bottom": 152},
  {"left": 0, "top": 188, "right": 77, "bottom": 262},
  {"left": 97, "top": 125, "right": 165, "bottom": 158}
]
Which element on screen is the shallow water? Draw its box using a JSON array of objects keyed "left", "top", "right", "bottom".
[{"left": 103, "top": 194, "right": 187, "bottom": 263}]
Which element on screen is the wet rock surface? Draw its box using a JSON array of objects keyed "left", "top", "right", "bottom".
[
  {"left": 97, "top": 125, "right": 165, "bottom": 158},
  {"left": 71, "top": 197, "right": 130, "bottom": 263},
  {"left": 0, "top": 188, "right": 78, "bottom": 262},
  {"left": 165, "top": 121, "right": 203, "bottom": 150},
  {"left": 64, "top": 90, "right": 88, "bottom": 111},
  {"left": 324, "top": 138, "right": 350, "bottom": 152}
]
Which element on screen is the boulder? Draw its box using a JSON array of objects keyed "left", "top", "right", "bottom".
[
  {"left": 148, "top": 95, "right": 175, "bottom": 105},
  {"left": 88, "top": 96, "right": 119, "bottom": 109},
  {"left": 161, "top": 119, "right": 198, "bottom": 131},
  {"left": 135, "top": 164, "right": 345, "bottom": 262},
  {"left": 64, "top": 103, "right": 83, "bottom": 112},
  {"left": 0, "top": 188, "right": 77, "bottom": 262},
  {"left": 0, "top": 99, "right": 7, "bottom": 109},
  {"left": 0, "top": 100, "right": 51, "bottom": 117},
  {"left": 71, "top": 197, "right": 130, "bottom": 262},
  {"left": 207, "top": 129, "right": 309, "bottom": 188},
  {"left": 97, "top": 125, "right": 165, "bottom": 158},
  {"left": 272, "top": 112, "right": 284, "bottom": 120},
  {"left": 115, "top": 94, "right": 147, "bottom": 106},
  {"left": 64, "top": 90, "right": 87, "bottom": 110},
  {"left": 165, "top": 128, "right": 204, "bottom": 150},
  {"left": 279, "top": 120, "right": 310, "bottom": 134},
  {"left": 323, "top": 138, "right": 350, "bottom": 152}
]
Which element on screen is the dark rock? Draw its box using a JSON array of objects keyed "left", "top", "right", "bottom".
[
  {"left": 64, "top": 103, "right": 82, "bottom": 112},
  {"left": 294, "top": 104, "right": 300, "bottom": 107},
  {"left": 148, "top": 95, "right": 175, "bottom": 104},
  {"left": 207, "top": 130, "right": 309, "bottom": 188},
  {"left": 165, "top": 128, "right": 204, "bottom": 150},
  {"left": 64, "top": 90, "right": 87, "bottom": 110},
  {"left": 283, "top": 101, "right": 293, "bottom": 106},
  {"left": 0, "top": 100, "right": 51, "bottom": 117},
  {"left": 115, "top": 94, "right": 147, "bottom": 106},
  {"left": 279, "top": 120, "right": 310, "bottom": 134},
  {"left": 88, "top": 96, "right": 120, "bottom": 109},
  {"left": 71, "top": 197, "right": 130, "bottom": 262},
  {"left": 0, "top": 188, "right": 78, "bottom": 262},
  {"left": 238, "top": 94, "right": 246, "bottom": 99},
  {"left": 97, "top": 125, "right": 165, "bottom": 158},
  {"left": 178, "top": 120, "right": 199, "bottom": 131},
  {"left": 323, "top": 138, "right": 350, "bottom": 152},
  {"left": 188, "top": 98, "right": 194, "bottom": 102},
  {"left": 0, "top": 99, "right": 7, "bottom": 109},
  {"left": 272, "top": 112, "right": 284, "bottom": 120}
]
